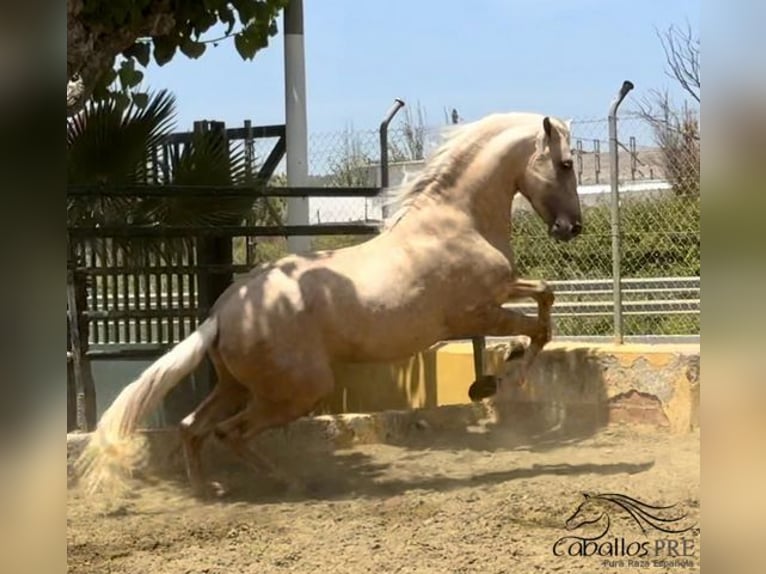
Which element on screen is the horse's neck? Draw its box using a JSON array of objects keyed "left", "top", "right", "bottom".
[
  {"left": 388, "top": 128, "right": 534, "bottom": 256},
  {"left": 389, "top": 182, "right": 515, "bottom": 263},
  {"left": 445, "top": 176, "right": 516, "bottom": 258},
  {"left": 440, "top": 131, "right": 532, "bottom": 256},
  {"left": 470, "top": 186, "right": 515, "bottom": 256}
]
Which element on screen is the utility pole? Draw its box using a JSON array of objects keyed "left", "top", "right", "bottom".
[{"left": 284, "top": 0, "right": 310, "bottom": 253}]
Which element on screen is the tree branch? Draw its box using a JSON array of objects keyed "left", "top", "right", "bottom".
[
  {"left": 635, "top": 89, "right": 700, "bottom": 142},
  {"left": 657, "top": 22, "right": 700, "bottom": 103},
  {"left": 67, "top": 0, "right": 287, "bottom": 114},
  {"left": 67, "top": 0, "right": 175, "bottom": 115}
]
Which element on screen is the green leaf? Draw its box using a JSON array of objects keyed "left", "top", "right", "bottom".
[
  {"left": 90, "top": 83, "right": 111, "bottom": 103},
  {"left": 219, "top": 5, "right": 236, "bottom": 34},
  {"left": 253, "top": 1, "right": 271, "bottom": 21},
  {"left": 153, "top": 36, "right": 177, "bottom": 66},
  {"left": 118, "top": 60, "right": 144, "bottom": 89},
  {"left": 114, "top": 92, "right": 131, "bottom": 110},
  {"left": 123, "top": 42, "right": 151, "bottom": 67},
  {"left": 132, "top": 92, "right": 149, "bottom": 109},
  {"left": 102, "top": 66, "right": 118, "bottom": 89},
  {"left": 236, "top": 0, "right": 257, "bottom": 24},
  {"left": 234, "top": 32, "right": 256, "bottom": 60},
  {"left": 200, "top": 11, "right": 219, "bottom": 31},
  {"left": 180, "top": 38, "right": 207, "bottom": 59}
]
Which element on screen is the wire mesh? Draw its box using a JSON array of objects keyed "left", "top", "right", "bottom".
[
  {"left": 299, "top": 111, "right": 700, "bottom": 339},
  {"left": 75, "top": 110, "right": 699, "bottom": 343}
]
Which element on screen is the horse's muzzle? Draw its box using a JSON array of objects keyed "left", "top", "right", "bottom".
[{"left": 550, "top": 219, "right": 582, "bottom": 241}]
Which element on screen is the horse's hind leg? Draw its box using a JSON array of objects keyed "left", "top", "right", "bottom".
[
  {"left": 213, "top": 361, "right": 334, "bottom": 490},
  {"left": 178, "top": 387, "right": 240, "bottom": 494},
  {"left": 178, "top": 353, "right": 246, "bottom": 494},
  {"left": 211, "top": 403, "right": 302, "bottom": 490}
]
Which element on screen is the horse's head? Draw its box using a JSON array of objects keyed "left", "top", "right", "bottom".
[
  {"left": 565, "top": 493, "right": 606, "bottom": 531},
  {"left": 518, "top": 116, "right": 582, "bottom": 242}
]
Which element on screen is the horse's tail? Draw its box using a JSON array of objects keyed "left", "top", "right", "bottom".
[{"left": 76, "top": 317, "right": 219, "bottom": 493}]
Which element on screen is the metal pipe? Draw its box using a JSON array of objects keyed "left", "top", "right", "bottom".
[
  {"left": 608, "top": 80, "right": 635, "bottom": 344},
  {"left": 379, "top": 98, "right": 405, "bottom": 218},
  {"left": 284, "top": 0, "right": 311, "bottom": 253}
]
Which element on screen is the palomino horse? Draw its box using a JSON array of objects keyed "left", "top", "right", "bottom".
[{"left": 78, "top": 112, "right": 582, "bottom": 496}]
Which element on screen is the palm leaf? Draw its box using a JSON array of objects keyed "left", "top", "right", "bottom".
[
  {"left": 67, "top": 89, "right": 179, "bottom": 262},
  {"left": 67, "top": 88, "right": 276, "bottom": 266},
  {"left": 67, "top": 89, "right": 177, "bottom": 229},
  {"left": 67, "top": 89, "right": 176, "bottom": 187},
  {"left": 140, "top": 126, "right": 261, "bottom": 228}
]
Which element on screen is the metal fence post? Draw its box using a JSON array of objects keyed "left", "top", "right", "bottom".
[
  {"left": 379, "top": 98, "right": 405, "bottom": 219},
  {"left": 608, "top": 80, "right": 634, "bottom": 344},
  {"left": 67, "top": 237, "right": 96, "bottom": 431}
]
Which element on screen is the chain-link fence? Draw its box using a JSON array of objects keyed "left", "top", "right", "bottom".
[
  {"left": 305, "top": 125, "right": 438, "bottom": 220},
  {"left": 66, "top": 99, "right": 700, "bottom": 432},
  {"left": 531, "top": 112, "right": 699, "bottom": 339},
  {"left": 238, "top": 124, "right": 443, "bottom": 256},
  {"left": 280, "top": 107, "right": 700, "bottom": 341}
]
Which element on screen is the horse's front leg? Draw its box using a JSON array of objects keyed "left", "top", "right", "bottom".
[
  {"left": 506, "top": 278, "right": 555, "bottom": 371},
  {"left": 459, "top": 304, "right": 550, "bottom": 401}
]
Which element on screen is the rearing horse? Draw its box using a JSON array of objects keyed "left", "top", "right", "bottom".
[{"left": 78, "top": 112, "right": 582, "bottom": 496}]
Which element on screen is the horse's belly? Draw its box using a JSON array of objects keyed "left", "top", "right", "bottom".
[{"left": 332, "top": 308, "right": 449, "bottom": 363}]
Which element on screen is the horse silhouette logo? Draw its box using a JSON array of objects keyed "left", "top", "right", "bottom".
[
  {"left": 566, "top": 492, "right": 697, "bottom": 535},
  {"left": 553, "top": 492, "right": 698, "bottom": 559}
]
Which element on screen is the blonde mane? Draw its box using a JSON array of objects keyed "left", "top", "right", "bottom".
[
  {"left": 379, "top": 112, "right": 570, "bottom": 230},
  {"left": 380, "top": 120, "right": 477, "bottom": 229}
]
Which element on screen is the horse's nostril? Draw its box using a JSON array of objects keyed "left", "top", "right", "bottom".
[{"left": 571, "top": 222, "right": 583, "bottom": 236}]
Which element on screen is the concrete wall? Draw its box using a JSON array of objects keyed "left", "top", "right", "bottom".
[
  {"left": 78, "top": 341, "right": 699, "bottom": 438},
  {"left": 68, "top": 342, "right": 699, "bottom": 479},
  {"left": 319, "top": 341, "right": 699, "bottom": 434}
]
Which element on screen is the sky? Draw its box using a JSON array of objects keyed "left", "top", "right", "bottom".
[{"left": 140, "top": 0, "right": 700, "bottom": 134}]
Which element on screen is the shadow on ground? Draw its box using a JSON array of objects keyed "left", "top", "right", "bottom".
[
  {"left": 69, "top": 346, "right": 653, "bottom": 506},
  {"left": 126, "top": 432, "right": 655, "bottom": 507},
  {"left": 123, "top": 343, "right": 648, "bottom": 506}
]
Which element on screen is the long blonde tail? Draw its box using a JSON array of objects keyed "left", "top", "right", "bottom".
[{"left": 76, "top": 317, "right": 219, "bottom": 493}]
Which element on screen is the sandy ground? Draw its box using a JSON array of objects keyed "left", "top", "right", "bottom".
[{"left": 68, "top": 425, "right": 700, "bottom": 574}]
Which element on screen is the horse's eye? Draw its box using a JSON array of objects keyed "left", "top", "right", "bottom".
[{"left": 560, "top": 159, "right": 574, "bottom": 170}]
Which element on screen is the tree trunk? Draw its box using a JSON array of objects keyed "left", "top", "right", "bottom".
[{"left": 67, "top": 0, "right": 176, "bottom": 115}]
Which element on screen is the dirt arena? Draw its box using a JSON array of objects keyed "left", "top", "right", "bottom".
[{"left": 67, "top": 423, "right": 700, "bottom": 573}]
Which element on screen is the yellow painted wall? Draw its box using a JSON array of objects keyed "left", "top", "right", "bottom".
[
  {"left": 317, "top": 342, "right": 508, "bottom": 414},
  {"left": 316, "top": 341, "right": 701, "bottom": 429}
]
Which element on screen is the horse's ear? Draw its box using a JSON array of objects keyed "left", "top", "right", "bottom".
[{"left": 543, "top": 116, "right": 553, "bottom": 139}]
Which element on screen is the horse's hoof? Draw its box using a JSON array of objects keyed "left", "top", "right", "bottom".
[
  {"left": 209, "top": 481, "right": 229, "bottom": 498},
  {"left": 190, "top": 479, "right": 229, "bottom": 500},
  {"left": 468, "top": 375, "right": 499, "bottom": 402}
]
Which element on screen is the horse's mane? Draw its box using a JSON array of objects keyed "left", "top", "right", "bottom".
[
  {"left": 379, "top": 112, "right": 558, "bottom": 230},
  {"left": 589, "top": 493, "right": 695, "bottom": 535},
  {"left": 380, "top": 120, "right": 472, "bottom": 229}
]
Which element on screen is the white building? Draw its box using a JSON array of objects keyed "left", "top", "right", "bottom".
[{"left": 307, "top": 160, "right": 674, "bottom": 224}]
